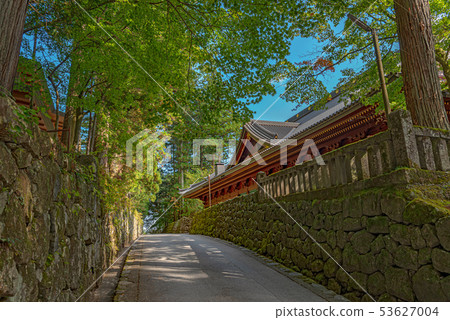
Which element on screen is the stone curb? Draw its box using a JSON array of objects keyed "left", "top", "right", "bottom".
[
  {"left": 113, "top": 240, "right": 142, "bottom": 302},
  {"left": 90, "top": 241, "right": 137, "bottom": 302}
]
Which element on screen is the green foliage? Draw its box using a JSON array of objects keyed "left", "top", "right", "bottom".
[
  {"left": 282, "top": 0, "right": 448, "bottom": 110},
  {"left": 21, "top": 0, "right": 309, "bottom": 219}
]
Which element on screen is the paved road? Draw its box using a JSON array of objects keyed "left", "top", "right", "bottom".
[{"left": 114, "top": 234, "right": 326, "bottom": 302}]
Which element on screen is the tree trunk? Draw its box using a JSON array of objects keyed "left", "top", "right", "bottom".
[
  {"left": 73, "top": 106, "right": 84, "bottom": 151},
  {"left": 86, "top": 112, "right": 92, "bottom": 154},
  {"left": 61, "top": 105, "right": 75, "bottom": 149},
  {"left": 62, "top": 53, "right": 82, "bottom": 151},
  {"left": 89, "top": 113, "right": 97, "bottom": 153},
  {"left": 0, "top": 0, "right": 29, "bottom": 93},
  {"left": 393, "top": 0, "right": 450, "bottom": 130}
]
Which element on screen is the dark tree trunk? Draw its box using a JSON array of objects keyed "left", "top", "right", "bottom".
[
  {"left": 61, "top": 105, "right": 75, "bottom": 149},
  {"left": 62, "top": 54, "right": 81, "bottom": 151},
  {"left": 89, "top": 113, "right": 97, "bottom": 153},
  {"left": 394, "top": 0, "right": 450, "bottom": 130},
  {"left": 0, "top": 0, "right": 29, "bottom": 93},
  {"left": 73, "top": 106, "right": 84, "bottom": 151}
]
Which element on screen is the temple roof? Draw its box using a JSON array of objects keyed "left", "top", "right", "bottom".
[
  {"left": 244, "top": 119, "right": 299, "bottom": 142},
  {"left": 286, "top": 97, "right": 351, "bottom": 139},
  {"left": 179, "top": 93, "right": 353, "bottom": 197},
  {"left": 180, "top": 74, "right": 402, "bottom": 198}
]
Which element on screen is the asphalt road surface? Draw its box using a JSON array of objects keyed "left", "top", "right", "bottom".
[{"left": 114, "top": 234, "right": 326, "bottom": 302}]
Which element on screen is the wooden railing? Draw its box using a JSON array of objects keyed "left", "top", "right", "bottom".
[{"left": 257, "top": 109, "right": 450, "bottom": 199}]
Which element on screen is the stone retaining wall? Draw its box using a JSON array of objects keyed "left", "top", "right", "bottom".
[
  {"left": 0, "top": 98, "right": 142, "bottom": 301},
  {"left": 190, "top": 170, "right": 450, "bottom": 301}
]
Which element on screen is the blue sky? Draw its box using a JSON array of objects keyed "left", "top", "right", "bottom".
[{"left": 249, "top": 31, "right": 362, "bottom": 122}]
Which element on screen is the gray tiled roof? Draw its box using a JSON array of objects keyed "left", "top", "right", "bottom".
[
  {"left": 287, "top": 96, "right": 352, "bottom": 139},
  {"left": 245, "top": 119, "right": 299, "bottom": 142}
]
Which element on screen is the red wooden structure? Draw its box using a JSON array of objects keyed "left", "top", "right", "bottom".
[
  {"left": 12, "top": 67, "right": 65, "bottom": 139},
  {"left": 181, "top": 94, "right": 450, "bottom": 206}
]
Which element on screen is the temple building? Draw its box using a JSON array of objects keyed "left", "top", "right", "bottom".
[
  {"left": 12, "top": 57, "right": 65, "bottom": 139},
  {"left": 180, "top": 87, "right": 450, "bottom": 207}
]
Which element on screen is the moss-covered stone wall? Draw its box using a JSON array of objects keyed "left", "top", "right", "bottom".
[
  {"left": 190, "top": 174, "right": 450, "bottom": 302},
  {"left": 0, "top": 99, "right": 142, "bottom": 301}
]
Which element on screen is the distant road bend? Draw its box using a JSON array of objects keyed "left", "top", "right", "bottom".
[{"left": 114, "top": 234, "right": 326, "bottom": 302}]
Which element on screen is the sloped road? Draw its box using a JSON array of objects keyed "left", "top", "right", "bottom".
[{"left": 114, "top": 234, "right": 328, "bottom": 302}]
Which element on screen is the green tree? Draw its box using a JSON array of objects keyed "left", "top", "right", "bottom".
[
  {"left": 18, "top": 0, "right": 307, "bottom": 218},
  {"left": 281, "top": 0, "right": 449, "bottom": 129}
]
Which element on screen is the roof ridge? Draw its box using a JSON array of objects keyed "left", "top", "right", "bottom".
[
  {"left": 245, "top": 121, "right": 277, "bottom": 140},
  {"left": 250, "top": 119, "right": 299, "bottom": 127}
]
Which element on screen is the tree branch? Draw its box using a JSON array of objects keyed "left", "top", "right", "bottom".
[{"left": 314, "top": 36, "right": 397, "bottom": 77}]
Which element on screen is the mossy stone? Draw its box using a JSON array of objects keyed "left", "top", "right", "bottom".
[
  {"left": 343, "top": 292, "right": 361, "bottom": 301},
  {"left": 367, "top": 216, "right": 389, "bottom": 234},
  {"left": 381, "top": 193, "right": 406, "bottom": 223},
  {"left": 343, "top": 196, "right": 362, "bottom": 218},
  {"left": 301, "top": 268, "right": 313, "bottom": 279},
  {"left": 311, "top": 242, "right": 322, "bottom": 259},
  {"left": 403, "top": 199, "right": 448, "bottom": 225},
  {"left": 421, "top": 224, "right": 440, "bottom": 248},
  {"left": 378, "top": 293, "right": 397, "bottom": 302},
  {"left": 336, "top": 268, "right": 350, "bottom": 285},
  {"left": 336, "top": 230, "right": 347, "bottom": 249},
  {"left": 393, "top": 246, "right": 419, "bottom": 270},
  {"left": 389, "top": 224, "right": 411, "bottom": 246},
  {"left": 342, "top": 245, "right": 360, "bottom": 272},
  {"left": 343, "top": 217, "right": 362, "bottom": 231},
  {"left": 326, "top": 230, "right": 336, "bottom": 249},
  {"left": 323, "top": 259, "right": 338, "bottom": 278},
  {"left": 291, "top": 250, "right": 307, "bottom": 269},
  {"left": 361, "top": 192, "right": 381, "bottom": 216},
  {"left": 431, "top": 248, "right": 450, "bottom": 274},
  {"left": 418, "top": 248, "right": 432, "bottom": 265},
  {"left": 385, "top": 267, "right": 414, "bottom": 301},
  {"left": 310, "top": 259, "right": 324, "bottom": 272},
  {"left": 412, "top": 265, "right": 446, "bottom": 302},
  {"left": 359, "top": 253, "right": 377, "bottom": 275},
  {"left": 333, "top": 213, "right": 344, "bottom": 230},
  {"left": 370, "top": 235, "right": 385, "bottom": 254},
  {"left": 330, "top": 199, "right": 343, "bottom": 214},
  {"left": 441, "top": 276, "right": 450, "bottom": 301},
  {"left": 266, "top": 243, "right": 275, "bottom": 256},
  {"left": 376, "top": 249, "right": 393, "bottom": 272},
  {"left": 324, "top": 215, "right": 334, "bottom": 230},
  {"left": 351, "top": 230, "right": 375, "bottom": 254},
  {"left": 436, "top": 217, "right": 450, "bottom": 251},
  {"left": 410, "top": 226, "right": 427, "bottom": 249},
  {"left": 367, "top": 272, "right": 386, "bottom": 296},
  {"left": 327, "top": 278, "right": 341, "bottom": 294},
  {"left": 315, "top": 272, "right": 327, "bottom": 286},
  {"left": 316, "top": 229, "right": 327, "bottom": 243},
  {"left": 301, "top": 239, "right": 312, "bottom": 255},
  {"left": 347, "top": 272, "right": 367, "bottom": 293},
  {"left": 312, "top": 214, "right": 326, "bottom": 230}
]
